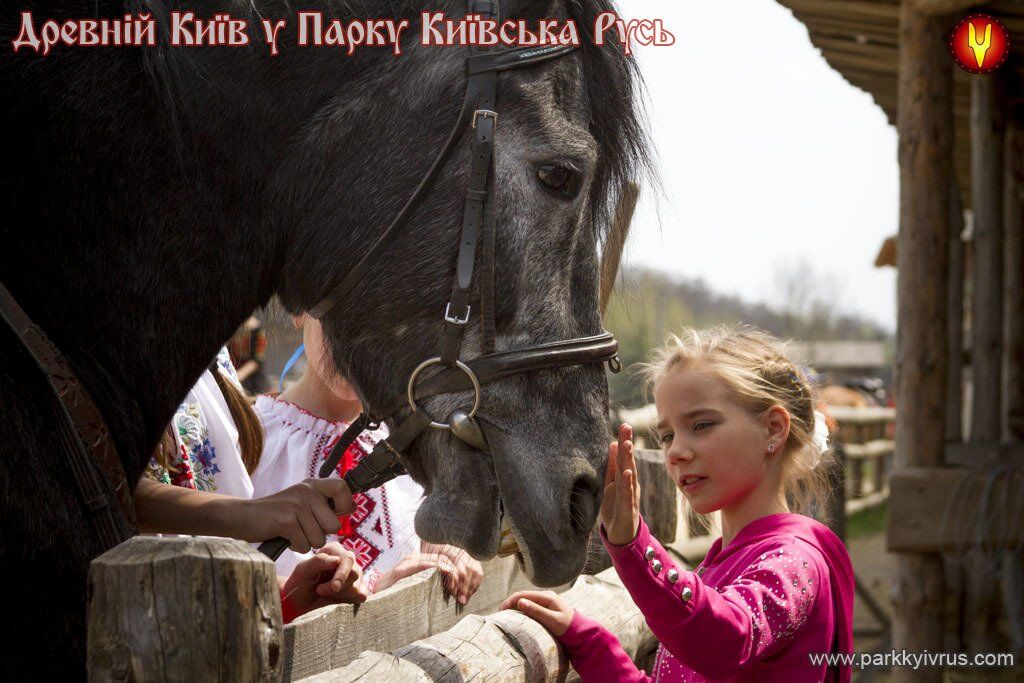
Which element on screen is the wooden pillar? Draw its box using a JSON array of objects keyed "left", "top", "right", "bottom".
[
  {"left": 942, "top": 181, "right": 966, "bottom": 653},
  {"left": 1002, "top": 123, "right": 1024, "bottom": 654},
  {"left": 88, "top": 536, "right": 283, "bottom": 682},
  {"left": 890, "top": 4, "right": 951, "bottom": 680},
  {"left": 964, "top": 72, "right": 1006, "bottom": 657},
  {"left": 946, "top": 182, "right": 965, "bottom": 446},
  {"left": 1005, "top": 123, "right": 1023, "bottom": 441},
  {"left": 970, "top": 75, "right": 1005, "bottom": 443}
]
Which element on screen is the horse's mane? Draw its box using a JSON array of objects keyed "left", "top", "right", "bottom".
[{"left": 563, "top": 0, "right": 654, "bottom": 240}]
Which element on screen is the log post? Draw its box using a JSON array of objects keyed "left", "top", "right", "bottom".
[
  {"left": 946, "top": 182, "right": 965, "bottom": 447},
  {"left": 88, "top": 536, "right": 283, "bottom": 682},
  {"left": 1005, "top": 123, "right": 1023, "bottom": 441},
  {"left": 965, "top": 70, "right": 1006, "bottom": 657},
  {"left": 942, "top": 180, "right": 966, "bottom": 653},
  {"left": 635, "top": 448, "right": 678, "bottom": 546},
  {"left": 889, "top": 4, "right": 952, "bottom": 680},
  {"left": 970, "top": 74, "right": 1005, "bottom": 444},
  {"left": 1002, "top": 122, "right": 1024, "bottom": 654}
]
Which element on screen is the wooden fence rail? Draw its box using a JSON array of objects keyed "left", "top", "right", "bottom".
[{"left": 88, "top": 536, "right": 651, "bottom": 682}]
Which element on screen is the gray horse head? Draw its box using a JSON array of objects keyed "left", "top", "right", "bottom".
[{"left": 277, "top": 0, "right": 650, "bottom": 586}]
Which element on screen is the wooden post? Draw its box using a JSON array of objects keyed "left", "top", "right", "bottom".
[
  {"left": 635, "top": 448, "right": 678, "bottom": 546},
  {"left": 942, "top": 180, "right": 966, "bottom": 653},
  {"left": 826, "top": 441, "right": 848, "bottom": 542},
  {"left": 1005, "top": 123, "right": 1023, "bottom": 441},
  {"left": 1002, "top": 122, "right": 1024, "bottom": 654},
  {"left": 946, "top": 182, "right": 965, "bottom": 446},
  {"left": 889, "top": 4, "right": 951, "bottom": 680},
  {"left": 88, "top": 536, "right": 283, "bottom": 682},
  {"left": 970, "top": 74, "right": 1005, "bottom": 443},
  {"left": 965, "top": 70, "right": 1006, "bottom": 657}
]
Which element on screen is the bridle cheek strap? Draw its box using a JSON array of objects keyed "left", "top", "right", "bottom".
[{"left": 258, "top": 5, "right": 612, "bottom": 560}]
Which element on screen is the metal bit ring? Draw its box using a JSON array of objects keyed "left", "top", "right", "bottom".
[{"left": 407, "top": 357, "right": 482, "bottom": 429}]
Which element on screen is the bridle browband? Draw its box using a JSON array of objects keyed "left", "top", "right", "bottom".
[{"left": 258, "top": 1, "right": 621, "bottom": 559}]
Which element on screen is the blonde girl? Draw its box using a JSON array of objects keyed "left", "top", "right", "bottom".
[{"left": 503, "top": 325, "right": 855, "bottom": 682}]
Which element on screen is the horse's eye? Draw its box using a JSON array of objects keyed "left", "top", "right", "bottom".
[{"left": 536, "top": 163, "right": 581, "bottom": 198}]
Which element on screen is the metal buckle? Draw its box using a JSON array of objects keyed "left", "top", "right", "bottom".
[
  {"left": 407, "top": 358, "right": 482, "bottom": 430},
  {"left": 472, "top": 109, "right": 498, "bottom": 129},
  {"left": 444, "top": 302, "right": 471, "bottom": 325}
]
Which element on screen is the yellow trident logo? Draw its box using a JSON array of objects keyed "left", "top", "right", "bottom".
[{"left": 967, "top": 21, "right": 992, "bottom": 68}]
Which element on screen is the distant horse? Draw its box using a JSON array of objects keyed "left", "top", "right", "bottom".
[
  {"left": 0, "top": 0, "right": 648, "bottom": 675},
  {"left": 821, "top": 377, "right": 888, "bottom": 408}
]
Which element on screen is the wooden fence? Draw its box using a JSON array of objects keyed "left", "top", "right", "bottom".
[
  {"left": 87, "top": 536, "right": 654, "bottom": 682},
  {"left": 828, "top": 406, "right": 895, "bottom": 517},
  {"left": 87, "top": 407, "right": 895, "bottom": 681}
]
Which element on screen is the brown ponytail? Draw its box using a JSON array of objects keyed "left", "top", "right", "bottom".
[
  {"left": 209, "top": 364, "right": 265, "bottom": 474},
  {"left": 152, "top": 425, "right": 178, "bottom": 471}
]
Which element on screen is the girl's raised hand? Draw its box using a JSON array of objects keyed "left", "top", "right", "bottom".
[
  {"left": 600, "top": 423, "right": 641, "bottom": 546},
  {"left": 500, "top": 590, "right": 574, "bottom": 637}
]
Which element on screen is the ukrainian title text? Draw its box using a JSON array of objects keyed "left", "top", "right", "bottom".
[{"left": 11, "top": 11, "right": 675, "bottom": 57}]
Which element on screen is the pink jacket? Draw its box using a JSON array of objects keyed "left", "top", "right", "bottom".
[{"left": 559, "top": 513, "right": 854, "bottom": 682}]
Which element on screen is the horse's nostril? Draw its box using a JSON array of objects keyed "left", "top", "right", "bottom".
[{"left": 569, "top": 475, "right": 599, "bottom": 535}]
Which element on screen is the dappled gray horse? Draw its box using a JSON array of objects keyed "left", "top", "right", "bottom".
[{"left": 0, "top": 0, "right": 648, "bottom": 676}]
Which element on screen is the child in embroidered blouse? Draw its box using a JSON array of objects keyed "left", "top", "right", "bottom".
[
  {"left": 502, "top": 326, "right": 855, "bottom": 682},
  {"left": 137, "top": 346, "right": 368, "bottom": 622},
  {"left": 251, "top": 315, "right": 485, "bottom": 604}
]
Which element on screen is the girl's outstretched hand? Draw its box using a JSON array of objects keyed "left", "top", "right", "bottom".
[
  {"left": 500, "top": 590, "right": 574, "bottom": 637},
  {"left": 600, "top": 423, "right": 641, "bottom": 546}
]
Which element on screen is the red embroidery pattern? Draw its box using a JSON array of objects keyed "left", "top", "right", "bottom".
[
  {"left": 320, "top": 438, "right": 386, "bottom": 570},
  {"left": 341, "top": 536, "right": 379, "bottom": 568}
]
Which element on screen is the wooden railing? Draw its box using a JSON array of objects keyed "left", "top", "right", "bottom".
[
  {"left": 87, "top": 536, "right": 653, "bottom": 681},
  {"left": 828, "top": 406, "right": 895, "bottom": 516},
  {"left": 87, "top": 407, "right": 896, "bottom": 681}
]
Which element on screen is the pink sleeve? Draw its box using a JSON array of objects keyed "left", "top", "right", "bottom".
[
  {"left": 558, "top": 612, "right": 651, "bottom": 682},
  {"left": 603, "top": 517, "right": 824, "bottom": 680}
]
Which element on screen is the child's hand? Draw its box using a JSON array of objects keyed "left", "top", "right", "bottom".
[
  {"left": 600, "top": 423, "right": 641, "bottom": 546},
  {"left": 500, "top": 590, "right": 574, "bottom": 637},
  {"left": 280, "top": 542, "right": 368, "bottom": 616},
  {"left": 373, "top": 545, "right": 483, "bottom": 605},
  {"left": 420, "top": 542, "right": 484, "bottom": 605},
  {"left": 242, "top": 478, "right": 354, "bottom": 552}
]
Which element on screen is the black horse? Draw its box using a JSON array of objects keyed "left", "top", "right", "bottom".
[{"left": 0, "top": 0, "right": 648, "bottom": 675}]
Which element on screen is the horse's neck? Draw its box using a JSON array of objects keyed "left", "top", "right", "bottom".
[{"left": 6, "top": 210, "right": 279, "bottom": 481}]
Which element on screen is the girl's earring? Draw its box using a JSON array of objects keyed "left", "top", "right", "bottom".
[{"left": 767, "top": 443, "right": 775, "bottom": 453}]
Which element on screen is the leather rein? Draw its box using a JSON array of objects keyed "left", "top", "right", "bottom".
[{"left": 0, "top": 282, "right": 136, "bottom": 549}]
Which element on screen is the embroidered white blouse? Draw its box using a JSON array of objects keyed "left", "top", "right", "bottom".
[{"left": 251, "top": 395, "right": 425, "bottom": 584}]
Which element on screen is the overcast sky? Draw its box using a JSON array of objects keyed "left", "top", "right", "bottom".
[{"left": 620, "top": 0, "right": 899, "bottom": 332}]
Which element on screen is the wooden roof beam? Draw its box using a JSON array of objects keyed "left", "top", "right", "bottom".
[
  {"left": 781, "top": 0, "right": 900, "bottom": 22},
  {"left": 907, "top": 0, "right": 983, "bottom": 15}
]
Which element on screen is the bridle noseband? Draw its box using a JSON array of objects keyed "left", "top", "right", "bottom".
[{"left": 259, "top": 1, "right": 621, "bottom": 558}]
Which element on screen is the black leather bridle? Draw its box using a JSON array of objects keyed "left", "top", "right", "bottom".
[{"left": 260, "top": 0, "right": 621, "bottom": 559}]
